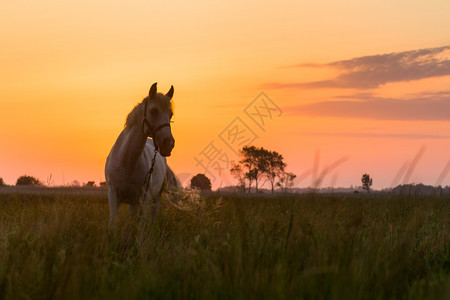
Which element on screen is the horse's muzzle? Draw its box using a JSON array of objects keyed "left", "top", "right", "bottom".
[{"left": 159, "top": 137, "right": 175, "bottom": 156}]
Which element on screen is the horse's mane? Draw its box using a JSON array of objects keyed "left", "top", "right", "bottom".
[{"left": 125, "top": 94, "right": 174, "bottom": 128}]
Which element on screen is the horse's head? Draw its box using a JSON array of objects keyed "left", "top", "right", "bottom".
[{"left": 143, "top": 83, "right": 175, "bottom": 156}]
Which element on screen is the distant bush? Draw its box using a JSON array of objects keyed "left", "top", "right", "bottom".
[
  {"left": 16, "top": 175, "right": 42, "bottom": 186},
  {"left": 70, "top": 180, "right": 81, "bottom": 187},
  {"left": 0, "top": 177, "right": 5, "bottom": 187},
  {"left": 190, "top": 174, "right": 212, "bottom": 191},
  {"left": 84, "top": 181, "right": 96, "bottom": 187},
  {"left": 361, "top": 173, "right": 373, "bottom": 192}
]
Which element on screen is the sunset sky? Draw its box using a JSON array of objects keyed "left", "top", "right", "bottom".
[{"left": 1, "top": 0, "right": 449, "bottom": 189}]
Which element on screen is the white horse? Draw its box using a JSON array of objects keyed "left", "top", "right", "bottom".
[{"left": 105, "top": 82, "right": 178, "bottom": 225}]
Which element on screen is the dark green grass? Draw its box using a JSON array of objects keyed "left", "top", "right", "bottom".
[{"left": 0, "top": 190, "right": 449, "bottom": 299}]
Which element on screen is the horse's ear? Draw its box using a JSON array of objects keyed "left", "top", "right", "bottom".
[
  {"left": 166, "top": 85, "right": 174, "bottom": 100},
  {"left": 149, "top": 82, "right": 157, "bottom": 98}
]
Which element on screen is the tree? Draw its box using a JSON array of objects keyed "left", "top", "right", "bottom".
[
  {"left": 361, "top": 173, "right": 373, "bottom": 192},
  {"left": 230, "top": 163, "right": 246, "bottom": 193},
  {"left": 278, "top": 172, "right": 297, "bottom": 192},
  {"left": 190, "top": 173, "right": 212, "bottom": 191},
  {"left": 239, "top": 146, "right": 259, "bottom": 192},
  {"left": 239, "top": 146, "right": 273, "bottom": 193},
  {"left": 264, "top": 150, "right": 286, "bottom": 193},
  {"left": 232, "top": 146, "right": 294, "bottom": 193},
  {"left": 16, "top": 175, "right": 42, "bottom": 186},
  {"left": 0, "top": 178, "right": 5, "bottom": 187}
]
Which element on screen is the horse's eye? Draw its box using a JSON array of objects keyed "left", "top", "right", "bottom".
[{"left": 150, "top": 108, "right": 158, "bottom": 116}]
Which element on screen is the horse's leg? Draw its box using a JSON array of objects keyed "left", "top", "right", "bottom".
[
  {"left": 150, "top": 188, "right": 164, "bottom": 221},
  {"left": 141, "top": 189, "right": 151, "bottom": 220},
  {"left": 108, "top": 187, "right": 120, "bottom": 228},
  {"left": 141, "top": 192, "right": 160, "bottom": 222}
]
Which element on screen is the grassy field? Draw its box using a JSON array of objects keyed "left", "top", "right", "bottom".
[{"left": 0, "top": 188, "right": 449, "bottom": 299}]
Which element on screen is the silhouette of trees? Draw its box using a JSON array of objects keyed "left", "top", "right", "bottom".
[
  {"left": 0, "top": 178, "right": 5, "bottom": 187},
  {"left": 264, "top": 150, "right": 286, "bottom": 193},
  {"left": 240, "top": 146, "right": 265, "bottom": 192},
  {"left": 231, "top": 146, "right": 295, "bottom": 193},
  {"left": 230, "top": 163, "right": 246, "bottom": 193},
  {"left": 16, "top": 175, "right": 42, "bottom": 186},
  {"left": 361, "top": 173, "right": 373, "bottom": 192},
  {"left": 277, "top": 172, "right": 297, "bottom": 193},
  {"left": 70, "top": 180, "right": 81, "bottom": 187},
  {"left": 190, "top": 173, "right": 212, "bottom": 191}
]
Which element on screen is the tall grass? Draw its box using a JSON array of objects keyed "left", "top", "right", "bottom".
[{"left": 0, "top": 190, "right": 449, "bottom": 299}]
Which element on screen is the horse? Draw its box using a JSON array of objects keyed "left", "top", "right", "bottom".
[{"left": 105, "top": 82, "right": 178, "bottom": 225}]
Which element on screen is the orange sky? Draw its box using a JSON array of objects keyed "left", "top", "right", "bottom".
[{"left": 1, "top": 0, "right": 450, "bottom": 189}]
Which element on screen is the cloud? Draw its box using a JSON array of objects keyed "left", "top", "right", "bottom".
[
  {"left": 267, "top": 46, "right": 450, "bottom": 89},
  {"left": 300, "top": 132, "right": 450, "bottom": 139},
  {"left": 285, "top": 91, "right": 450, "bottom": 121}
]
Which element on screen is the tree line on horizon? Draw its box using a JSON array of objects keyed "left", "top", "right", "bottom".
[
  {"left": 0, "top": 175, "right": 106, "bottom": 188},
  {"left": 2, "top": 146, "right": 445, "bottom": 192},
  {"left": 0, "top": 175, "right": 43, "bottom": 187},
  {"left": 0, "top": 146, "right": 297, "bottom": 193}
]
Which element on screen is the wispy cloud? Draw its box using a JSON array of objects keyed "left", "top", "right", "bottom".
[
  {"left": 267, "top": 46, "right": 450, "bottom": 89},
  {"left": 285, "top": 91, "right": 450, "bottom": 121},
  {"left": 299, "top": 132, "right": 450, "bottom": 139}
]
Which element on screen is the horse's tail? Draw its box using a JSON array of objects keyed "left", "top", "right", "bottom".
[
  {"left": 164, "top": 164, "right": 182, "bottom": 191},
  {"left": 163, "top": 166, "right": 202, "bottom": 211}
]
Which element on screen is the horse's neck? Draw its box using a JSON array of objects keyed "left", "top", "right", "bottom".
[{"left": 117, "top": 119, "right": 147, "bottom": 169}]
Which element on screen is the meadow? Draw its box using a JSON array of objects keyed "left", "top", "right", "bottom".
[{"left": 0, "top": 188, "right": 448, "bottom": 299}]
